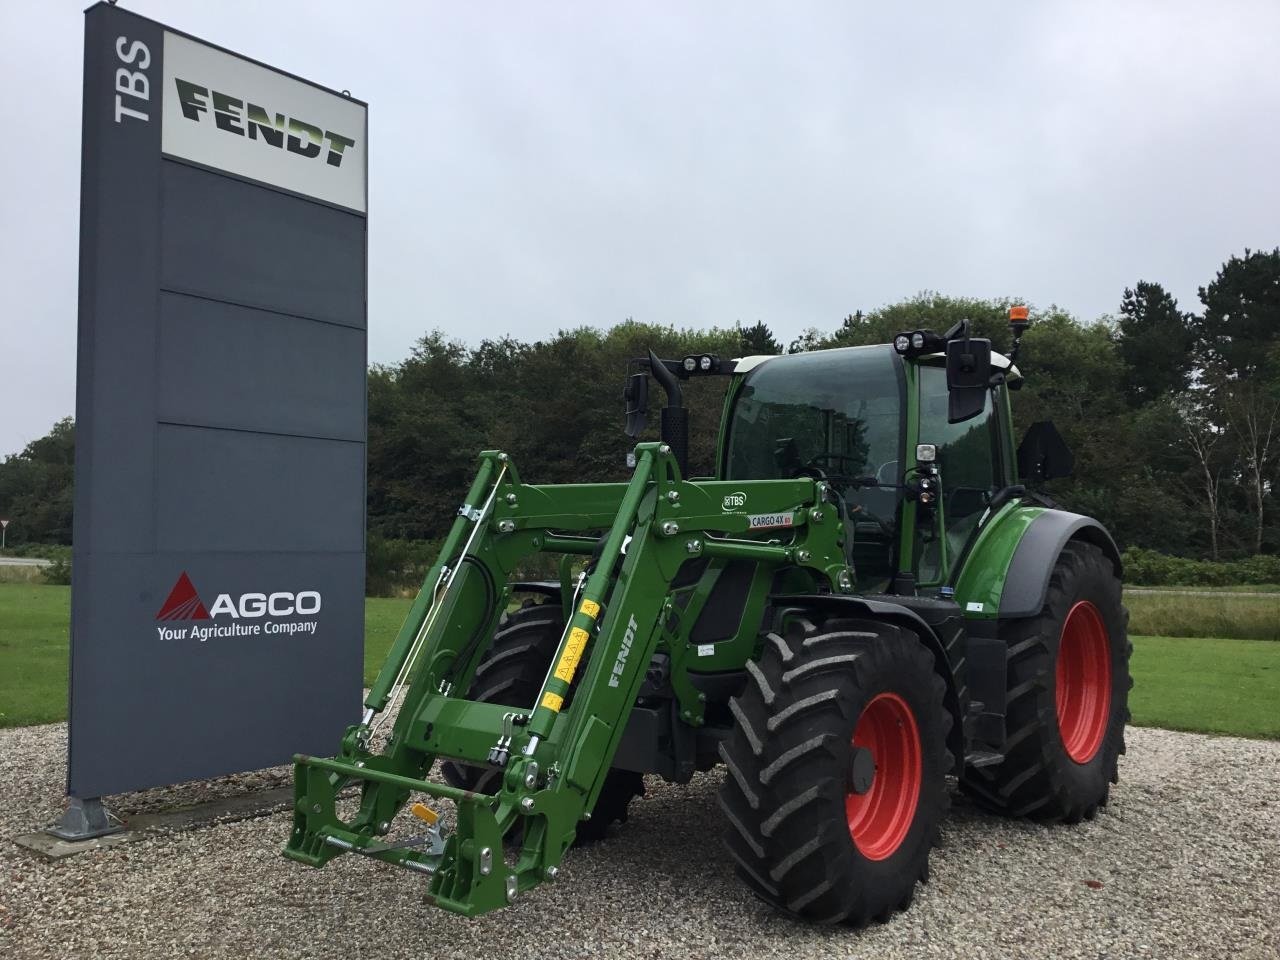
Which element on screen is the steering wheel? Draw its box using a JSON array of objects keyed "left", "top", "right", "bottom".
[{"left": 795, "top": 457, "right": 895, "bottom": 540}]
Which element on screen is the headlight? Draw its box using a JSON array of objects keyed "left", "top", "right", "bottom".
[{"left": 916, "top": 443, "right": 937, "bottom": 463}]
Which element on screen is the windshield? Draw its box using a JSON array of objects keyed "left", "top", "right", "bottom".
[{"left": 723, "top": 346, "right": 904, "bottom": 542}]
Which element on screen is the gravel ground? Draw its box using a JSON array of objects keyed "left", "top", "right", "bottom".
[{"left": 2, "top": 723, "right": 1277, "bottom": 960}]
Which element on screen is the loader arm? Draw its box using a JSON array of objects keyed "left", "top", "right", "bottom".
[{"left": 284, "top": 443, "right": 851, "bottom": 916}]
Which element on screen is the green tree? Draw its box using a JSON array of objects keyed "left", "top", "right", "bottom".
[
  {"left": 0, "top": 418, "right": 76, "bottom": 546},
  {"left": 1196, "top": 248, "right": 1280, "bottom": 380},
  {"left": 738, "top": 321, "right": 781, "bottom": 355},
  {"left": 1115, "top": 281, "right": 1196, "bottom": 406}
]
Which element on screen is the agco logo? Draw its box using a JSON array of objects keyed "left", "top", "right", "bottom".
[
  {"left": 722, "top": 492, "right": 747, "bottom": 511},
  {"left": 173, "top": 78, "right": 357, "bottom": 168},
  {"left": 155, "top": 572, "right": 321, "bottom": 641}
]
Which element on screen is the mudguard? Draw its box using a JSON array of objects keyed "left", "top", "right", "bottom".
[{"left": 996, "top": 509, "right": 1121, "bottom": 618}]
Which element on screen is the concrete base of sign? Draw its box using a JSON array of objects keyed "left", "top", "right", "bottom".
[
  {"left": 45, "top": 797, "right": 123, "bottom": 841},
  {"left": 16, "top": 787, "right": 294, "bottom": 860}
]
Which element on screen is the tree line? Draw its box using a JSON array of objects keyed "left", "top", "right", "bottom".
[{"left": 2, "top": 248, "right": 1276, "bottom": 565}]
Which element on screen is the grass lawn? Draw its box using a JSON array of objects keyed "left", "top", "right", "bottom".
[
  {"left": 2, "top": 585, "right": 1278, "bottom": 740},
  {"left": 1125, "top": 589, "right": 1280, "bottom": 641}
]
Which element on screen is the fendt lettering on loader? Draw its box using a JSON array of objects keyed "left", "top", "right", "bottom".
[{"left": 285, "top": 308, "right": 1131, "bottom": 925}]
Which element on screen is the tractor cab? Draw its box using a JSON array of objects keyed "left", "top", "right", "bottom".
[{"left": 633, "top": 323, "right": 1026, "bottom": 597}]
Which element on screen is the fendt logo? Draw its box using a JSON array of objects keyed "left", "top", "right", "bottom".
[
  {"left": 173, "top": 78, "right": 357, "bottom": 168},
  {"left": 154, "top": 572, "right": 321, "bottom": 642},
  {"left": 722, "top": 491, "right": 747, "bottom": 511}
]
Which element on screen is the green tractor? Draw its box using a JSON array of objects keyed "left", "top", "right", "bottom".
[{"left": 285, "top": 308, "right": 1130, "bottom": 925}]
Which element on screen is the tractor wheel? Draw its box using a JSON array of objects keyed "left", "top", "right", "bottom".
[
  {"left": 440, "top": 598, "right": 644, "bottom": 844},
  {"left": 963, "top": 541, "right": 1131, "bottom": 822},
  {"left": 718, "top": 615, "right": 951, "bottom": 925}
]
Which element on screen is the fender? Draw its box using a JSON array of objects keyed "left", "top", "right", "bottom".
[
  {"left": 996, "top": 509, "right": 1122, "bottom": 618},
  {"left": 770, "top": 594, "right": 966, "bottom": 767}
]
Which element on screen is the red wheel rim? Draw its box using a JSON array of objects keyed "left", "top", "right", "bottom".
[
  {"left": 845, "top": 692, "right": 922, "bottom": 861},
  {"left": 1055, "top": 600, "right": 1112, "bottom": 764}
]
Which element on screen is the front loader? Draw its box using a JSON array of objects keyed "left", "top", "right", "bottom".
[{"left": 285, "top": 308, "right": 1131, "bottom": 925}]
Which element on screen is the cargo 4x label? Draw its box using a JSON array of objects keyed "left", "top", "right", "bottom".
[{"left": 747, "top": 512, "right": 794, "bottom": 530}]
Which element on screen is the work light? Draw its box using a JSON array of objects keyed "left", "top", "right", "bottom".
[
  {"left": 699, "top": 355, "right": 713, "bottom": 371},
  {"left": 683, "top": 356, "right": 696, "bottom": 372},
  {"left": 893, "top": 334, "right": 911, "bottom": 353},
  {"left": 916, "top": 443, "right": 937, "bottom": 463}
]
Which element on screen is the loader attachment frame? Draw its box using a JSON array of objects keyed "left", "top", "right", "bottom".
[{"left": 285, "top": 443, "right": 850, "bottom": 916}]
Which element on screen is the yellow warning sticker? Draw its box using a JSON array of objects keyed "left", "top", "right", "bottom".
[
  {"left": 553, "top": 626, "right": 591, "bottom": 683},
  {"left": 541, "top": 691, "right": 564, "bottom": 712},
  {"left": 579, "top": 598, "right": 600, "bottom": 620}
]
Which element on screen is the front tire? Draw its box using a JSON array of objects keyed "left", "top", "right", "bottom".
[
  {"left": 963, "top": 540, "right": 1131, "bottom": 822},
  {"left": 718, "top": 615, "right": 951, "bottom": 925}
]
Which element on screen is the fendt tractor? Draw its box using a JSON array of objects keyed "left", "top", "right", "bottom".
[{"left": 285, "top": 308, "right": 1131, "bottom": 925}]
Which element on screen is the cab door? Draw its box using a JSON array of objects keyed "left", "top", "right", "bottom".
[{"left": 914, "top": 364, "right": 1009, "bottom": 586}]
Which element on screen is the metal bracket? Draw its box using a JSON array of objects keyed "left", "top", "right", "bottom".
[
  {"left": 45, "top": 797, "right": 124, "bottom": 841},
  {"left": 458, "top": 503, "right": 483, "bottom": 522}
]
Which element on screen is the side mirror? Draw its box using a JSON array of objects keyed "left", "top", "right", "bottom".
[
  {"left": 945, "top": 336, "right": 992, "bottom": 423},
  {"left": 1017, "top": 420, "right": 1074, "bottom": 481},
  {"left": 623, "top": 372, "right": 649, "bottom": 437}
]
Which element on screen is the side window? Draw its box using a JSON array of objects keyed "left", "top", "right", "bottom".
[{"left": 917, "top": 366, "right": 1000, "bottom": 578}]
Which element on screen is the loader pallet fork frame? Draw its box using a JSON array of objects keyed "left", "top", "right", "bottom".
[{"left": 285, "top": 444, "right": 852, "bottom": 916}]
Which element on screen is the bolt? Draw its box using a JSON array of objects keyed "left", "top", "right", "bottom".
[
  {"left": 498, "top": 453, "right": 509, "bottom": 461},
  {"left": 378, "top": 821, "right": 390, "bottom": 834},
  {"left": 505, "top": 875, "right": 519, "bottom": 902},
  {"left": 505, "top": 493, "right": 518, "bottom": 505},
  {"left": 497, "top": 519, "right": 516, "bottom": 533},
  {"left": 545, "top": 866, "right": 560, "bottom": 881},
  {"left": 810, "top": 507, "right": 823, "bottom": 522},
  {"left": 797, "top": 549, "right": 812, "bottom": 562},
  {"left": 312, "top": 803, "right": 322, "bottom": 814},
  {"left": 659, "top": 444, "right": 671, "bottom": 454},
  {"left": 520, "top": 797, "right": 535, "bottom": 812},
  {"left": 666, "top": 490, "right": 680, "bottom": 503},
  {"left": 661, "top": 520, "right": 680, "bottom": 536},
  {"left": 685, "top": 539, "right": 702, "bottom": 555},
  {"left": 581, "top": 812, "right": 592, "bottom": 822},
  {"left": 524, "top": 761, "right": 540, "bottom": 788}
]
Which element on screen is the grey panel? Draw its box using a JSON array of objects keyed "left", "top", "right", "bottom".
[
  {"left": 159, "top": 159, "right": 366, "bottom": 328},
  {"left": 155, "top": 424, "right": 364, "bottom": 553},
  {"left": 157, "top": 292, "right": 365, "bottom": 440},
  {"left": 72, "top": 5, "right": 367, "bottom": 800},
  {"left": 68, "top": 551, "right": 364, "bottom": 797}
]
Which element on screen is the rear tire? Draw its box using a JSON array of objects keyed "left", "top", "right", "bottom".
[
  {"left": 441, "top": 599, "right": 644, "bottom": 844},
  {"left": 718, "top": 615, "right": 951, "bottom": 925},
  {"left": 963, "top": 540, "right": 1131, "bottom": 822}
]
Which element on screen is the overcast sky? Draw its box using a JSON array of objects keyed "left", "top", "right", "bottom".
[{"left": 2, "top": 0, "right": 1278, "bottom": 456}]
